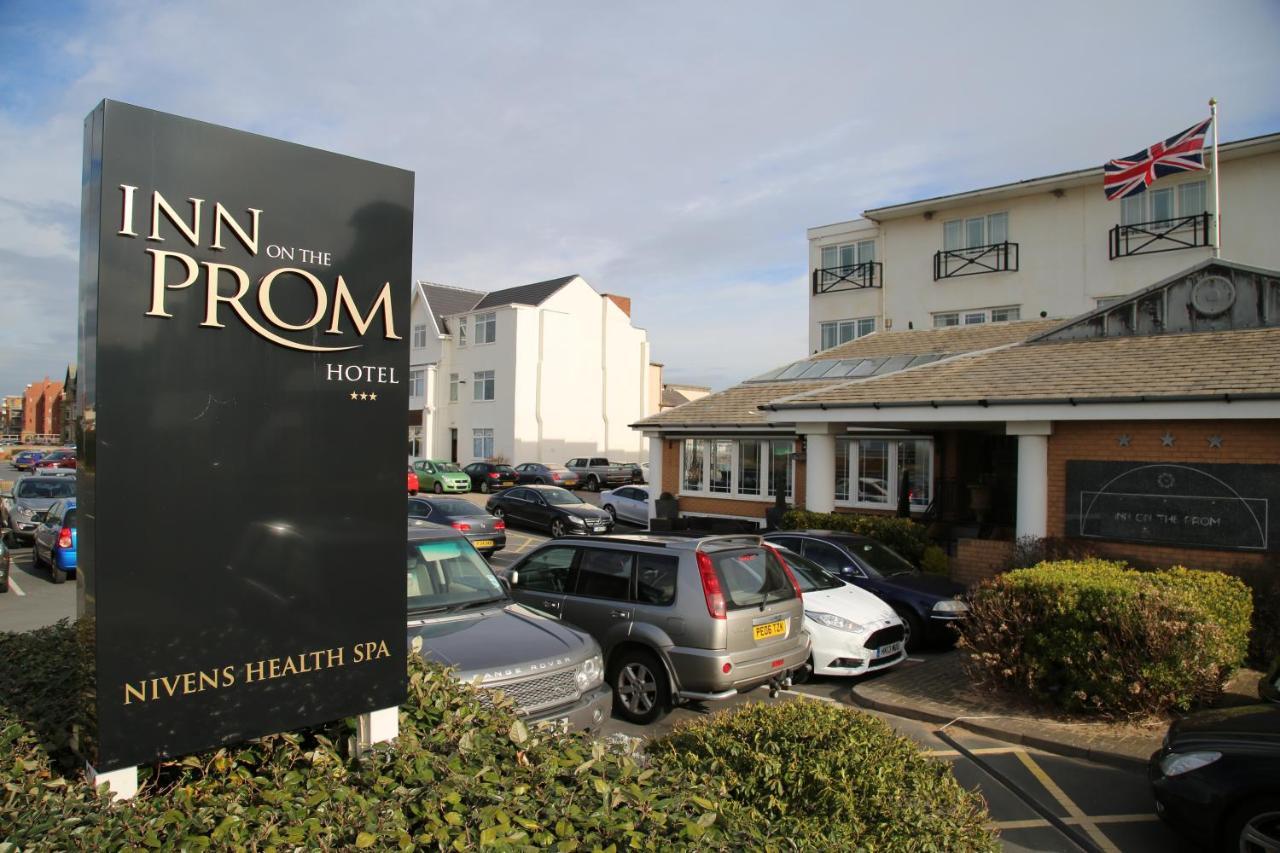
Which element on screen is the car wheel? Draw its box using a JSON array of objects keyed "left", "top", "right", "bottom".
[
  {"left": 0, "top": 578, "right": 7, "bottom": 594},
  {"left": 895, "top": 608, "right": 925, "bottom": 653},
  {"left": 604, "top": 505, "right": 617, "bottom": 522},
  {"left": 550, "top": 519, "right": 566, "bottom": 538},
  {"left": 479, "top": 481, "right": 490, "bottom": 494},
  {"left": 433, "top": 482, "right": 443, "bottom": 494},
  {"left": 791, "top": 655, "right": 814, "bottom": 685},
  {"left": 1223, "top": 796, "right": 1280, "bottom": 852},
  {"left": 586, "top": 476, "right": 599, "bottom": 492},
  {"left": 610, "top": 649, "right": 669, "bottom": 725},
  {"left": 409, "top": 490, "right": 417, "bottom": 496},
  {"left": 50, "top": 561, "right": 66, "bottom": 584},
  {"left": 491, "top": 506, "right": 505, "bottom": 520},
  {"left": 631, "top": 473, "right": 643, "bottom": 484}
]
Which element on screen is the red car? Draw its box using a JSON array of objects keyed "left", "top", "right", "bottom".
[
  {"left": 407, "top": 466, "right": 419, "bottom": 495},
  {"left": 33, "top": 450, "right": 77, "bottom": 472}
]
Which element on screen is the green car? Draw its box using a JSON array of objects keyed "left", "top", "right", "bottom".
[{"left": 412, "top": 459, "right": 472, "bottom": 494}]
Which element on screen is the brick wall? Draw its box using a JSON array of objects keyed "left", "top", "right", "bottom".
[
  {"left": 1047, "top": 419, "right": 1280, "bottom": 571},
  {"left": 952, "top": 538, "right": 1015, "bottom": 586}
]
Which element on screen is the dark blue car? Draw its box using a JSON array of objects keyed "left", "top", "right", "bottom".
[
  {"left": 32, "top": 498, "right": 77, "bottom": 583},
  {"left": 764, "top": 530, "right": 968, "bottom": 651}
]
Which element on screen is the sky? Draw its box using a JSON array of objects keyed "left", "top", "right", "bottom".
[{"left": 1, "top": 1, "right": 1278, "bottom": 396}]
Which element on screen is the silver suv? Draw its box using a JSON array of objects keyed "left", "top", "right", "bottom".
[{"left": 503, "top": 534, "right": 811, "bottom": 724}]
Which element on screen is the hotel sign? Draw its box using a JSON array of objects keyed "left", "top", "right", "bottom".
[
  {"left": 78, "top": 101, "right": 413, "bottom": 771},
  {"left": 1066, "top": 460, "right": 1278, "bottom": 552}
]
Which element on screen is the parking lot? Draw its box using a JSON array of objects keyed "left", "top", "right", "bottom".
[{"left": 0, "top": 475, "right": 1182, "bottom": 851}]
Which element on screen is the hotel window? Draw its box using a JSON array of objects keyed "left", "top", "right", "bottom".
[
  {"left": 820, "top": 316, "right": 876, "bottom": 350},
  {"left": 1121, "top": 179, "right": 1205, "bottom": 225},
  {"left": 457, "top": 317, "right": 467, "bottom": 347},
  {"left": 709, "top": 440, "right": 734, "bottom": 494},
  {"left": 678, "top": 437, "right": 792, "bottom": 500},
  {"left": 474, "top": 311, "right": 497, "bottom": 344},
  {"left": 857, "top": 439, "right": 891, "bottom": 505},
  {"left": 473, "top": 370, "right": 495, "bottom": 401},
  {"left": 963, "top": 312, "right": 986, "bottom": 325},
  {"left": 682, "top": 439, "right": 704, "bottom": 491},
  {"left": 472, "top": 428, "right": 494, "bottom": 460},
  {"left": 990, "top": 306, "right": 1020, "bottom": 322},
  {"left": 944, "top": 212, "right": 1008, "bottom": 251},
  {"left": 835, "top": 437, "right": 934, "bottom": 511},
  {"left": 738, "top": 439, "right": 762, "bottom": 495},
  {"left": 820, "top": 239, "right": 875, "bottom": 272},
  {"left": 936, "top": 306, "right": 1020, "bottom": 327},
  {"left": 933, "top": 312, "right": 959, "bottom": 328},
  {"left": 409, "top": 369, "right": 424, "bottom": 398},
  {"left": 449, "top": 373, "right": 458, "bottom": 402},
  {"left": 412, "top": 324, "right": 428, "bottom": 349},
  {"left": 767, "top": 439, "right": 795, "bottom": 499},
  {"left": 834, "top": 440, "right": 850, "bottom": 501}
]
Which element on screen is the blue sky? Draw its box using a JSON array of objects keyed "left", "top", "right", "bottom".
[{"left": 1, "top": 0, "right": 1278, "bottom": 395}]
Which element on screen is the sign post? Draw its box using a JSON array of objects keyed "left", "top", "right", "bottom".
[{"left": 77, "top": 101, "right": 414, "bottom": 795}]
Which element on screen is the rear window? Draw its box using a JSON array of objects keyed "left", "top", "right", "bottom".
[
  {"left": 63, "top": 508, "right": 77, "bottom": 528},
  {"left": 711, "top": 547, "right": 795, "bottom": 610},
  {"left": 495, "top": 465, "right": 515, "bottom": 474}
]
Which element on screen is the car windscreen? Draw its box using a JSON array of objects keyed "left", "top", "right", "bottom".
[
  {"left": 848, "top": 540, "right": 916, "bottom": 577},
  {"left": 773, "top": 548, "right": 842, "bottom": 592},
  {"left": 541, "top": 489, "right": 584, "bottom": 506},
  {"left": 428, "top": 499, "right": 478, "bottom": 516},
  {"left": 711, "top": 547, "right": 795, "bottom": 609},
  {"left": 15, "top": 479, "right": 75, "bottom": 499},
  {"left": 407, "top": 539, "right": 504, "bottom": 612}
]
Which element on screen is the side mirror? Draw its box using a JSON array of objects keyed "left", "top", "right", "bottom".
[{"left": 508, "top": 570, "right": 519, "bottom": 587}]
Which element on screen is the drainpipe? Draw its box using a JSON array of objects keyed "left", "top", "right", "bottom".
[{"left": 600, "top": 297, "right": 610, "bottom": 455}]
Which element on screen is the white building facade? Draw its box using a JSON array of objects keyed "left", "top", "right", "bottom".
[
  {"left": 807, "top": 133, "right": 1280, "bottom": 353},
  {"left": 408, "top": 275, "right": 654, "bottom": 465}
]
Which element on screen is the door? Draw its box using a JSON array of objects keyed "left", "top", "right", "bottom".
[
  {"left": 407, "top": 499, "right": 432, "bottom": 520},
  {"left": 510, "top": 545, "right": 578, "bottom": 618},
  {"left": 449, "top": 429, "right": 458, "bottom": 463},
  {"left": 501, "top": 488, "right": 532, "bottom": 526},
  {"left": 524, "top": 490, "right": 556, "bottom": 531},
  {"left": 623, "top": 488, "right": 649, "bottom": 524},
  {"left": 561, "top": 547, "right": 634, "bottom": 646},
  {"left": 801, "top": 539, "right": 866, "bottom": 584},
  {"left": 34, "top": 503, "right": 59, "bottom": 562}
]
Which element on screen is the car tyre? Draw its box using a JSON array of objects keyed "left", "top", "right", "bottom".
[
  {"left": 586, "top": 475, "right": 599, "bottom": 492},
  {"left": 433, "top": 482, "right": 443, "bottom": 494},
  {"left": 50, "top": 561, "right": 66, "bottom": 584},
  {"left": 791, "top": 655, "right": 814, "bottom": 684},
  {"left": 31, "top": 545, "right": 43, "bottom": 569},
  {"left": 550, "top": 519, "right": 567, "bottom": 538},
  {"left": 895, "top": 608, "right": 925, "bottom": 653},
  {"left": 1223, "top": 796, "right": 1280, "bottom": 852},
  {"left": 479, "top": 481, "right": 490, "bottom": 494},
  {"left": 609, "top": 648, "right": 669, "bottom": 725},
  {"left": 491, "top": 506, "right": 505, "bottom": 520},
  {"left": 604, "top": 505, "right": 617, "bottom": 522}
]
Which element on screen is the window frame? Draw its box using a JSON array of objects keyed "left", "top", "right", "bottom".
[
  {"left": 833, "top": 436, "right": 935, "bottom": 513},
  {"left": 819, "top": 316, "right": 877, "bottom": 350},
  {"left": 473, "top": 370, "right": 495, "bottom": 402},
  {"left": 412, "top": 323, "right": 428, "bottom": 349},
  {"left": 448, "top": 373, "right": 458, "bottom": 403},
  {"left": 934, "top": 305, "right": 1020, "bottom": 326},
  {"left": 409, "top": 369, "right": 425, "bottom": 399},
  {"left": 474, "top": 311, "right": 497, "bottom": 345},
  {"left": 943, "top": 211, "right": 1010, "bottom": 250},
  {"left": 472, "top": 428, "right": 494, "bottom": 460},
  {"left": 680, "top": 436, "right": 794, "bottom": 502},
  {"left": 457, "top": 317, "right": 468, "bottom": 347}
]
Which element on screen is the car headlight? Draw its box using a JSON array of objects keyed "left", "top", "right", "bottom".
[
  {"left": 932, "top": 599, "right": 969, "bottom": 614},
  {"left": 567, "top": 515, "right": 586, "bottom": 526},
  {"left": 575, "top": 654, "right": 604, "bottom": 691},
  {"left": 1159, "top": 751, "right": 1222, "bottom": 777},
  {"left": 805, "top": 610, "right": 866, "bottom": 633}
]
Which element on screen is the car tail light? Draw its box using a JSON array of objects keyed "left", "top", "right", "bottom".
[
  {"left": 488, "top": 472, "right": 500, "bottom": 478},
  {"left": 695, "top": 552, "right": 726, "bottom": 620},
  {"left": 451, "top": 522, "right": 472, "bottom": 532},
  {"left": 58, "top": 527, "right": 72, "bottom": 548},
  {"left": 551, "top": 472, "right": 561, "bottom": 480},
  {"left": 763, "top": 544, "right": 804, "bottom": 601},
  {"left": 494, "top": 520, "right": 505, "bottom": 530}
]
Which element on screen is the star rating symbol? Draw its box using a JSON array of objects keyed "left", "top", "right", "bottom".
[
  {"left": 369, "top": 392, "right": 378, "bottom": 401},
  {"left": 1117, "top": 434, "right": 1131, "bottom": 447},
  {"left": 1161, "top": 431, "right": 1176, "bottom": 447},
  {"left": 350, "top": 392, "right": 358, "bottom": 400},
  {"left": 360, "top": 392, "right": 369, "bottom": 400},
  {"left": 1207, "top": 435, "right": 1223, "bottom": 448}
]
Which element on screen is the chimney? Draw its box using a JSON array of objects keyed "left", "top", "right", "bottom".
[{"left": 604, "top": 294, "right": 631, "bottom": 318}]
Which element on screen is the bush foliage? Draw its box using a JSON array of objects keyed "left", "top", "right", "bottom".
[
  {"left": 779, "top": 510, "right": 930, "bottom": 563},
  {"left": 2, "top": 620, "right": 994, "bottom": 850},
  {"left": 958, "top": 559, "right": 1253, "bottom": 716}
]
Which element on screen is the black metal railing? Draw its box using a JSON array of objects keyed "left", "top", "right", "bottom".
[
  {"left": 933, "top": 242, "right": 1018, "bottom": 280},
  {"left": 1109, "top": 212, "right": 1211, "bottom": 260},
  {"left": 812, "top": 261, "right": 883, "bottom": 294}
]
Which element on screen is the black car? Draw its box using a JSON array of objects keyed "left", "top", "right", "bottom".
[
  {"left": 763, "top": 530, "right": 968, "bottom": 651},
  {"left": 485, "top": 485, "right": 613, "bottom": 538},
  {"left": 1149, "top": 659, "right": 1280, "bottom": 851},
  {"left": 462, "top": 462, "right": 518, "bottom": 494},
  {"left": 408, "top": 496, "right": 506, "bottom": 557}
]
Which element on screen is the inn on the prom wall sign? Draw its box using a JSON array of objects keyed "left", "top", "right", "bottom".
[{"left": 78, "top": 100, "right": 413, "bottom": 771}]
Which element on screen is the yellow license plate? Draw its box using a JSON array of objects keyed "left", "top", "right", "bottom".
[
  {"left": 473, "top": 540, "right": 494, "bottom": 549},
  {"left": 753, "top": 620, "right": 786, "bottom": 641}
]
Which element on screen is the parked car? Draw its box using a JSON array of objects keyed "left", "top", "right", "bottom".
[
  {"left": 32, "top": 498, "right": 77, "bottom": 583},
  {"left": 32, "top": 449, "right": 76, "bottom": 473},
  {"left": 564, "top": 457, "right": 632, "bottom": 492},
  {"left": 762, "top": 530, "right": 968, "bottom": 651},
  {"left": 1, "top": 476, "right": 76, "bottom": 543},
  {"left": 770, "top": 545, "right": 905, "bottom": 680},
  {"left": 1149, "top": 656, "right": 1280, "bottom": 850},
  {"left": 412, "top": 459, "right": 472, "bottom": 494},
  {"left": 12, "top": 450, "right": 47, "bottom": 471},
  {"left": 407, "top": 466, "right": 419, "bottom": 495},
  {"left": 502, "top": 534, "right": 811, "bottom": 724},
  {"left": 486, "top": 485, "right": 613, "bottom": 538},
  {"left": 628, "top": 462, "right": 648, "bottom": 484},
  {"left": 0, "top": 536, "right": 9, "bottom": 593},
  {"left": 405, "top": 524, "right": 612, "bottom": 731},
  {"left": 408, "top": 496, "right": 506, "bottom": 556},
  {"left": 462, "top": 462, "right": 518, "bottom": 493},
  {"left": 600, "top": 485, "right": 649, "bottom": 526},
  {"left": 514, "top": 462, "right": 579, "bottom": 489}
]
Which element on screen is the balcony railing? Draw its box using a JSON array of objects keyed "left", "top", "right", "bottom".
[
  {"left": 812, "top": 261, "right": 883, "bottom": 294},
  {"left": 1109, "top": 212, "right": 1212, "bottom": 260},
  {"left": 933, "top": 242, "right": 1018, "bottom": 280}
]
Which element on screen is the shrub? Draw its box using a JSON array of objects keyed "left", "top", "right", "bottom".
[
  {"left": 780, "top": 509, "right": 930, "bottom": 563},
  {"left": 1005, "top": 535, "right": 1094, "bottom": 570},
  {"left": 1237, "top": 561, "right": 1280, "bottom": 669},
  {"left": 648, "top": 700, "right": 996, "bottom": 851},
  {"left": 921, "top": 544, "right": 950, "bottom": 576},
  {"left": 958, "top": 559, "right": 1253, "bottom": 716}
]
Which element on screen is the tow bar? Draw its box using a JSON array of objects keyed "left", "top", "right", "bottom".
[{"left": 768, "top": 674, "right": 793, "bottom": 698}]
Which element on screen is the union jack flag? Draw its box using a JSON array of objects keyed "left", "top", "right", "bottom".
[{"left": 1103, "top": 118, "right": 1212, "bottom": 201}]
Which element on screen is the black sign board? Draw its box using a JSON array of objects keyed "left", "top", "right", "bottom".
[
  {"left": 1066, "top": 460, "right": 1278, "bottom": 552},
  {"left": 78, "top": 101, "right": 413, "bottom": 771}
]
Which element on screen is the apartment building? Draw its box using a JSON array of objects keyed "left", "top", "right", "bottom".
[
  {"left": 408, "top": 275, "right": 655, "bottom": 465},
  {"left": 21, "top": 378, "right": 63, "bottom": 442},
  {"left": 806, "top": 133, "right": 1280, "bottom": 353}
]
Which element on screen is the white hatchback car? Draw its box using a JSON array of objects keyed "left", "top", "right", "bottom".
[{"left": 771, "top": 545, "right": 906, "bottom": 679}]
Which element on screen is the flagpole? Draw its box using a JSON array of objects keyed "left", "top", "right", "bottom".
[{"left": 1210, "top": 97, "right": 1221, "bottom": 258}]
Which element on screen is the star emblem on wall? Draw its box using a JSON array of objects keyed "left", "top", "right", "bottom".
[
  {"left": 1117, "top": 434, "right": 1131, "bottom": 447},
  {"left": 369, "top": 392, "right": 378, "bottom": 401},
  {"left": 350, "top": 392, "right": 358, "bottom": 400},
  {"left": 1207, "top": 435, "right": 1223, "bottom": 448},
  {"left": 1160, "top": 431, "right": 1176, "bottom": 447},
  {"left": 359, "top": 392, "right": 369, "bottom": 400}
]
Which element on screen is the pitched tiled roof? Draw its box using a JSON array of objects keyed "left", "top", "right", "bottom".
[
  {"left": 816, "top": 318, "right": 1060, "bottom": 360},
  {"left": 634, "top": 381, "right": 834, "bottom": 428},
  {"left": 767, "top": 328, "right": 1280, "bottom": 410},
  {"left": 474, "top": 275, "right": 579, "bottom": 310},
  {"left": 418, "top": 282, "right": 483, "bottom": 333}
]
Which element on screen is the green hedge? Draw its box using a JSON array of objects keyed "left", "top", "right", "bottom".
[
  {"left": 958, "top": 559, "right": 1252, "bottom": 716},
  {"left": 779, "top": 509, "right": 930, "bottom": 563},
  {"left": 649, "top": 700, "right": 996, "bottom": 851},
  {"left": 1, "top": 621, "right": 994, "bottom": 850}
]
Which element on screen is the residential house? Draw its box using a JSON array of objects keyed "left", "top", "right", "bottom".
[{"left": 659, "top": 383, "right": 712, "bottom": 412}]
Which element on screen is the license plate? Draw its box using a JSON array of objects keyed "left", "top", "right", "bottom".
[
  {"left": 472, "top": 540, "right": 494, "bottom": 549},
  {"left": 753, "top": 620, "right": 786, "bottom": 641},
  {"left": 875, "top": 641, "right": 903, "bottom": 659}
]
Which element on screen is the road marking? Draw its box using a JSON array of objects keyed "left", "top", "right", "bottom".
[
  {"left": 1014, "top": 748, "right": 1120, "bottom": 853},
  {"left": 923, "top": 746, "right": 1025, "bottom": 758},
  {"left": 996, "top": 814, "right": 1160, "bottom": 831},
  {"left": 7, "top": 574, "right": 24, "bottom": 596}
]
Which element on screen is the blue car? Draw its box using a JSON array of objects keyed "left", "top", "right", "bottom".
[
  {"left": 32, "top": 498, "right": 77, "bottom": 583},
  {"left": 12, "top": 450, "right": 47, "bottom": 471},
  {"left": 764, "top": 530, "right": 969, "bottom": 652}
]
